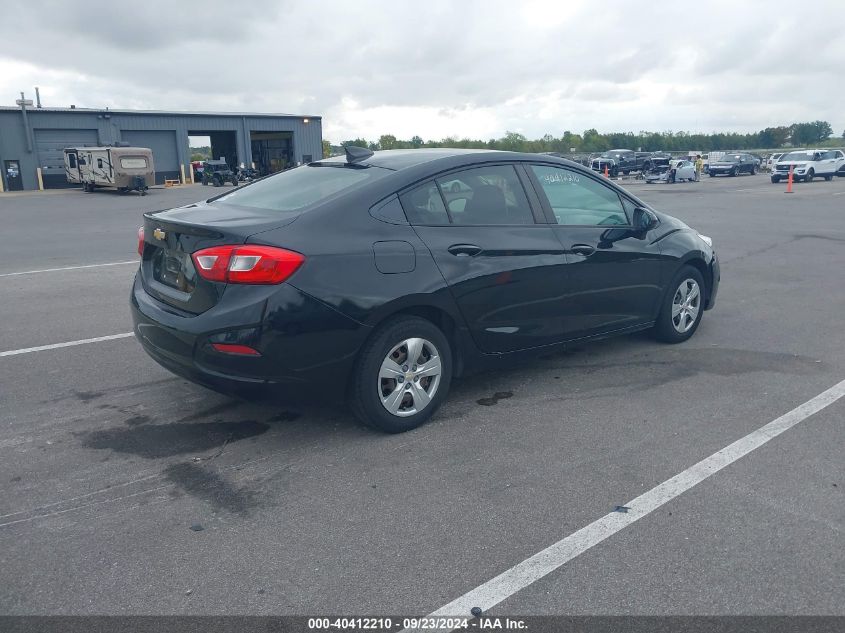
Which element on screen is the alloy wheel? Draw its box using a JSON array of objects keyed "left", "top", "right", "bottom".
[
  {"left": 378, "top": 338, "right": 442, "bottom": 417},
  {"left": 671, "top": 279, "right": 701, "bottom": 333}
]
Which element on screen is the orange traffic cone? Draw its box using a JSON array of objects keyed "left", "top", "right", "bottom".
[
  {"left": 604, "top": 164, "right": 609, "bottom": 178},
  {"left": 785, "top": 165, "right": 793, "bottom": 193}
]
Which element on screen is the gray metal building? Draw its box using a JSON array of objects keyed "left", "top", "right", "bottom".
[{"left": 0, "top": 106, "right": 322, "bottom": 191}]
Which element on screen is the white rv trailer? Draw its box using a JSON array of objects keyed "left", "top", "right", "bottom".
[{"left": 63, "top": 146, "right": 155, "bottom": 194}]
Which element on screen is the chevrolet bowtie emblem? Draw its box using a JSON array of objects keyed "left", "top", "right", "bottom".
[{"left": 153, "top": 228, "right": 166, "bottom": 240}]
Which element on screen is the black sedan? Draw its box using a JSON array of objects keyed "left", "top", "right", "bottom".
[
  {"left": 132, "top": 148, "right": 720, "bottom": 433},
  {"left": 708, "top": 153, "right": 757, "bottom": 177}
]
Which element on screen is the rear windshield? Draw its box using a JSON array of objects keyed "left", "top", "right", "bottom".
[
  {"left": 120, "top": 157, "right": 147, "bottom": 169},
  {"left": 214, "top": 164, "right": 386, "bottom": 212}
]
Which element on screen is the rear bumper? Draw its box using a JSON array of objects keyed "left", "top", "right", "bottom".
[{"left": 130, "top": 273, "right": 369, "bottom": 398}]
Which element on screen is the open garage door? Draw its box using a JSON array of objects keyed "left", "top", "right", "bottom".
[
  {"left": 35, "top": 128, "right": 99, "bottom": 188},
  {"left": 251, "top": 131, "right": 293, "bottom": 175},
  {"left": 121, "top": 130, "right": 179, "bottom": 184}
]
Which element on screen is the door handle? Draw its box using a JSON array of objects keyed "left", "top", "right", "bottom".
[
  {"left": 570, "top": 244, "right": 596, "bottom": 257},
  {"left": 448, "top": 244, "right": 483, "bottom": 257}
]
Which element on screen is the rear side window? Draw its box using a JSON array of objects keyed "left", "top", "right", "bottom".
[
  {"left": 215, "top": 164, "right": 387, "bottom": 213},
  {"left": 400, "top": 182, "right": 449, "bottom": 225},
  {"left": 434, "top": 165, "right": 534, "bottom": 225},
  {"left": 530, "top": 165, "right": 628, "bottom": 226}
]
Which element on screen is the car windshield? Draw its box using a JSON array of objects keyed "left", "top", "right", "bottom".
[
  {"left": 780, "top": 152, "right": 814, "bottom": 161},
  {"left": 214, "top": 163, "right": 388, "bottom": 212}
]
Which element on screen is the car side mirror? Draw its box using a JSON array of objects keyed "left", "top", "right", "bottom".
[{"left": 630, "top": 207, "right": 656, "bottom": 237}]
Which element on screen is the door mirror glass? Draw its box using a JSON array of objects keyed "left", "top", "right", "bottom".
[{"left": 633, "top": 207, "right": 655, "bottom": 232}]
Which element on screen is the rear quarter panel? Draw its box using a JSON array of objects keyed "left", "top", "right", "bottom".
[{"left": 249, "top": 189, "right": 463, "bottom": 331}]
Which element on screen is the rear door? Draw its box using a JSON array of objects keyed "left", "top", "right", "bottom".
[
  {"left": 526, "top": 163, "right": 665, "bottom": 338},
  {"left": 820, "top": 150, "right": 838, "bottom": 175},
  {"left": 835, "top": 151, "right": 845, "bottom": 175},
  {"left": 402, "top": 163, "right": 571, "bottom": 353}
]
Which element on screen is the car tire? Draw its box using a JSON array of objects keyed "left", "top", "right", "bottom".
[
  {"left": 350, "top": 316, "right": 452, "bottom": 434},
  {"left": 653, "top": 266, "right": 706, "bottom": 344},
  {"left": 750, "top": 166, "right": 756, "bottom": 175},
  {"left": 805, "top": 169, "right": 814, "bottom": 183},
  {"left": 709, "top": 172, "right": 715, "bottom": 177},
  {"left": 771, "top": 176, "right": 780, "bottom": 183},
  {"left": 730, "top": 168, "right": 737, "bottom": 177}
]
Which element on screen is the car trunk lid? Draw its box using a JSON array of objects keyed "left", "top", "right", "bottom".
[{"left": 139, "top": 202, "right": 297, "bottom": 314}]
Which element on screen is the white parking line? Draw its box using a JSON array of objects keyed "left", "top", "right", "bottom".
[
  {"left": 0, "top": 261, "right": 137, "bottom": 278},
  {"left": 0, "top": 333, "right": 134, "bottom": 357},
  {"left": 417, "top": 378, "right": 845, "bottom": 625}
]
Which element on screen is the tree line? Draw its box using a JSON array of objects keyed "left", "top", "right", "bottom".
[{"left": 326, "top": 121, "right": 841, "bottom": 157}]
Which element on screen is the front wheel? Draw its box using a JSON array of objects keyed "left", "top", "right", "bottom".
[
  {"left": 653, "top": 266, "right": 705, "bottom": 343},
  {"left": 771, "top": 176, "right": 780, "bottom": 183},
  {"left": 350, "top": 316, "right": 452, "bottom": 433},
  {"left": 804, "top": 169, "right": 814, "bottom": 182},
  {"left": 750, "top": 166, "right": 756, "bottom": 175}
]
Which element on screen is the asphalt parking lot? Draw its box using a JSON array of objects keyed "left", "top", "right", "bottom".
[{"left": 1, "top": 175, "right": 843, "bottom": 617}]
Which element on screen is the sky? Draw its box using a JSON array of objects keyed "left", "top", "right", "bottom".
[{"left": 1, "top": 0, "right": 842, "bottom": 144}]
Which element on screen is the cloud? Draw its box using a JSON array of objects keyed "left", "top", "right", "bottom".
[{"left": 1, "top": 0, "right": 843, "bottom": 142}]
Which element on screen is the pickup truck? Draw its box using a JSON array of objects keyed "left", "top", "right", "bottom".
[{"left": 590, "top": 150, "right": 657, "bottom": 176}]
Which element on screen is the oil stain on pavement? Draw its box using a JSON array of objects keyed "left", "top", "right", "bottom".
[
  {"left": 77, "top": 419, "right": 269, "bottom": 459},
  {"left": 164, "top": 461, "right": 258, "bottom": 516}
]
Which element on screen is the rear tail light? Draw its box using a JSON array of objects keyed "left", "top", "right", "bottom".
[
  {"left": 137, "top": 227, "right": 145, "bottom": 256},
  {"left": 191, "top": 245, "right": 304, "bottom": 284}
]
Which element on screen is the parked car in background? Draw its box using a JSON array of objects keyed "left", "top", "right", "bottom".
[
  {"left": 765, "top": 153, "right": 784, "bottom": 172},
  {"left": 708, "top": 153, "right": 757, "bottom": 177},
  {"left": 201, "top": 160, "right": 239, "bottom": 187},
  {"left": 590, "top": 149, "right": 652, "bottom": 176},
  {"left": 132, "top": 147, "right": 719, "bottom": 433},
  {"left": 771, "top": 150, "right": 845, "bottom": 183},
  {"left": 645, "top": 159, "right": 697, "bottom": 183}
]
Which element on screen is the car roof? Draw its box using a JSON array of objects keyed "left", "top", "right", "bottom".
[{"left": 318, "top": 148, "right": 504, "bottom": 171}]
